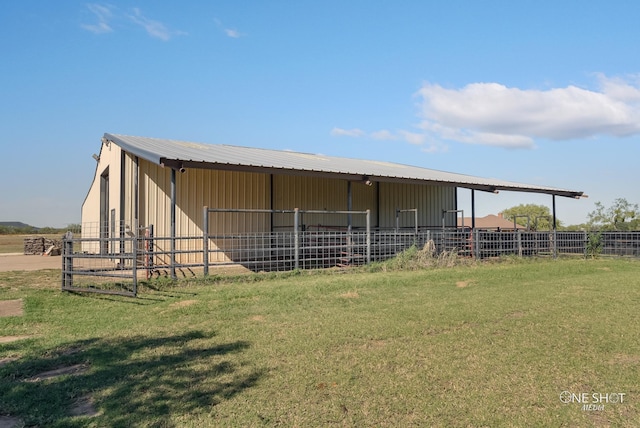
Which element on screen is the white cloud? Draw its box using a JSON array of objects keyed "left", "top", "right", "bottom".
[
  {"left": 81, "top": 3, "right": 114, "bottom": 34},
  {"left": 330, "top": 127, "right": 366, "bottom": 138},
  {"left": 597, "top": 73, "right": 640, "bottom": 102},
  {"left": 370, "top": 130, "right": 397, "bottom": 140},
  {"left": 128, "top": 8, "right": 173, "bottom": 41},
  {"left": 398, "top": 130, "right": 426, "bottom": 145},
  {"left": 215, "top": 18, "right": 244, "bottom": 38},
  {"left": 417, "top": 75, "right": 640, "bottom": 148},
  {"left": 81, "top": 5, "right": 184, "bottom": 40},
  {"left": 421, "top": 143, "right": 448, "bottom": 154}
]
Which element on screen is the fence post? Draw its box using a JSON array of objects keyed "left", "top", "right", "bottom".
[
  {"left": 366, "top": 209, "right": 371, "bottom": 264},
  {"left": 61, "top": 231, "right": 73, "bottom": 290},
  {"left": 553, "top": 230, "right": 558, "bottom": 259},
  {"left": 517, "top": 230, "right": 522, "bottom": 257},
  {"left": 294, "top": 208, "right": 300, "bottom": 270},
  {"left": 472, "top": 229, "right": 477, "bottom": 259},
  {"left": 132, "top": 231, "right": 138, "bottom": 297},
  {"left": 148, "top": 225, "right": 154, "bottom": 279},
  {"left": 583, "top": 230, "right": 588, "bottom": 259},
  {"left": 203, "top": 206, "right": 209, "bottom": 276}
]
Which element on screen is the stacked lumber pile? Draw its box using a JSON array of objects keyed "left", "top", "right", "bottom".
[{"left": 23, "top": 237, "right": 63, "bottom": 256}]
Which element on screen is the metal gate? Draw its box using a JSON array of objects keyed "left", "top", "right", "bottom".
[
  {"left": 61, "top": 227, "right": 142, "bottom": 297},
  {"left": 203, "top": 207, "right": 372, "bottom": 274}
]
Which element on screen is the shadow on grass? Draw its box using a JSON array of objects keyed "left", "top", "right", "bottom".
[{"left": 0, "top": 330, "right": 262, "bottom": 427}]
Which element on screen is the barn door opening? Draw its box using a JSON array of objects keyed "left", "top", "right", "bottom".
[{"left": 100, "top": 167, "right": 109, "bottom": 255}]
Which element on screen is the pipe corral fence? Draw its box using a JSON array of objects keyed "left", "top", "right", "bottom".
[{"left": 62, "top": 207, "right": 640, "bottom": 296}]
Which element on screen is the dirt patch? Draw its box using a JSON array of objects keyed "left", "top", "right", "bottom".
[
  {"left": 169, "top": 299, "right": 198, "bottom": 308},
  {"left": 608, "top": 353, "right": 640, "bottom": 366},
  {"left": 250, "top": 315, "right": 265, "bottom": 322},
  {"left": 361, "top": 339, "right": 386, "bottom": 350},
  {"left": 340, "top": 291, "right": 359, "bottom": 299},
  {"left": 0, "top": 335, "right": 30, "bottom": 344},
  {"left": 0, "top": 299, "right": 23, "bottom": 317},
  {"left": 25, "top": 364, "right": 88, "bottom": 382},
  {"left": 0, "top": 357, "right": 19, "bottom": 366},
  {"left": 507, "top": 311, "right": 526, "bottom": 319},
  {"left": 0, "top": 254, "right": 61, "bottom": 272},
  {"left": 70, "top": 394, "right": 101, "bottom": 417},
  {"left": 0, "top": 416, "right": 23, "bottom": 428},
  {"left": 456, "top": 280, "right": 474, "bottom": 288}
]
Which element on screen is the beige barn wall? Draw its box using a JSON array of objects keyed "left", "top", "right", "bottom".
[
  {"left": 378, "top": 182, "right": 457, "bottom": 228},
  {"left": 81, "top": 141, "right": 125, "bottom": 253},
  {"left": 271, "top": 175, "right": 377, "bottom": 230},
  {"left": 83, "top": 146, "right": 457, "bottom": 260},
  {"left": 138, "top": 161, "right": 271, "bottom": 263}
]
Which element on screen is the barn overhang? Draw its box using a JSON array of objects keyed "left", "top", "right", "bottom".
[{"left": 103, "top": 133, "right": 585, "bottom": 199}]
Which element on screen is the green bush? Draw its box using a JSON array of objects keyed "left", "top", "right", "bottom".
[{"left": 586, "top": 232, "right": 603, "bottom": 258}]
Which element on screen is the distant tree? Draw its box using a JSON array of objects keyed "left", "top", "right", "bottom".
[
  {"left": 561, "top": 223, "right": 589, "bottom": 232},
  {"left": 587, "top": 198, "right": 640, "bottom": 231},
  {"left": 501, "top": 204, "right": 560, "bottom": 230}
]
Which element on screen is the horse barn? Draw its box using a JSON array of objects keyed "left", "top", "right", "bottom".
[{"left": 73, "top": 133, "right": 585, "bottom": 290}]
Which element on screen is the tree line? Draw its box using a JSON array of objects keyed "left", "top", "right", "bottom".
[
  {"left": 0, "top": 224, "right": 81, "bottom": 235},
  {"left": 501, "top": 198, "right": 640, "bottom": 231}
]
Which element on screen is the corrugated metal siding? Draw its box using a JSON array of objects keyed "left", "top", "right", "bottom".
[
  {"left": 268, "top": 175, "right": 379, "bottom": 229},
  {"left": 139, "top": 159, "right": 172, "bottom": 237},
  {"left": 82, "top": 142, "right": 129, "bottom": 252},
  {"left": 123, "top": 153, "right": 136, "bottom": 231},
  {"left": 272, "top": 175, "right": 353, "bottom": 230},
  {"left": 351, "top": 181, "right": 377, "bottom": 228},
  {"left": 200, "top": 169, "right": 270, "bottom": 234},
  {"left": 378, "top": 182, "right": 456, "bottom": 228},
  {"left": 138, "top": 162, "right": 271, "bottom": 263}
]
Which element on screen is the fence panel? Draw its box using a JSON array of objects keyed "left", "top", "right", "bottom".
[
  {"left": 62, "top": 227, "right": 139, "bottom": 297},
  {"left": 63, "top": 220, "right": 640, "bottom": 297},
  {"left": 600, "top": 231, "right": 640, "bottom": 257}
]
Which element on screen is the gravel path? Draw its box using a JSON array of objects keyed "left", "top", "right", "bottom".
[{"left": 0, "top": 254, "right": 61, "bottom": 271}]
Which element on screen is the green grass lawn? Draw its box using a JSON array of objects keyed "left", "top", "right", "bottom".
[{"left": 1, "top": 258, "right": 639, "bottom": 427}]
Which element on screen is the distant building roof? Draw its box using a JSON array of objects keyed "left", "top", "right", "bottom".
[
  {"left": 457, "top": 214, "right": 527, "bottom": 230},
  {"left": 103, "top": 133, "right": 585, "bottom": 198}
]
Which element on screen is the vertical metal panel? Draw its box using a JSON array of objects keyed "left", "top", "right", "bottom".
[
  {"left": 272, "top": 175, "right": 353, "bottom": 229},
  {"left": 137, "top": 164, "right": 270, "bottom": 263},
  {"left": 139, "top": 159, "right": 172, "bottom": 237},
  {"left": 351, "top": 181, "right": 377, "bottom": 227},
  {"left": 378, "top": 182, "right": 456, "bottom": 228},
  {"left": 122, "top": 153, "right": 138, "bottom": 231}
]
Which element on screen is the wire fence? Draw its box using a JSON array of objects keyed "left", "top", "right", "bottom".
[{"left": 62, "top": 215, "right": 640, "bottom": 297}]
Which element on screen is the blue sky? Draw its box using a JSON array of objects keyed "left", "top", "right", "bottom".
[{"left": 1, "top": 1, "right": 639, "bottom": 228}]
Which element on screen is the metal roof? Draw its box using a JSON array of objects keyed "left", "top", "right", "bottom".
[{"left": 104, "top": 133, "right": 584, "bottom": 198}]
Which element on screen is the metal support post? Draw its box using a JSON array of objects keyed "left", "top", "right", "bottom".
[
  {"left": 203, "top": 206, "right": 209, "bottom": 276},
  {"left": 132, "top": 231, "right": 138, "bottom": 296},
  {"left": 170, "top": 168, "right": 177, "bottom": 279},
  {"left": 347, "top": 181, "right": 352, "bottom": 233},
  {"left": 471, "top": 189, "right": 476, "bottom": 230},
  {"left": 366, "top": 209, "right": 371, "bottom": 264},
  {"left": 552, "top": 195, "right": 558, "bottom": 259},
  {"left": 294, "top": 208, "right": 300, "bottom": 269}
]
